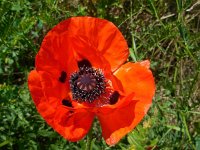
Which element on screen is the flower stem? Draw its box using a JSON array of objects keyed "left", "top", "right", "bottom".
[{"left": 85, "top": 127, "right": 93, "bottom": 150}]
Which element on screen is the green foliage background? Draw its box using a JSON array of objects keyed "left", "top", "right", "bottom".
[{"left": 0, "top": 0, "right": 200, "bottom": 149}]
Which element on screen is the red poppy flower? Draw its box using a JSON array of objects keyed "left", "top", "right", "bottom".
[{"left": 28, "top": 17, "right": 155, "bottom": 145}]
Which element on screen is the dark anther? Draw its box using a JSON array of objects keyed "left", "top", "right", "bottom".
[
  {"left": 62, "top": 99, "right": 73, "bottom": 107},
  {"left": 78, "top": 59, "right": 92, "bottom": 69},
  {"left": 59, "top": 71, "right": 67, "bottom": 83},
  {"left": 109, "top": 91, "right": 120, "bottom": 105}
]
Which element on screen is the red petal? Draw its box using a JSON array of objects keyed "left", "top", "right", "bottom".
[
  {"left": 36, "top": 26, "right": 111, "bottom": 77},
  {"left": 28, "top": 70, "right": 94, "bottom": 141},
  {"left": 28, "top": 70, "right": 56, "bottom": 125},
  {"left": 96, "top": 61, "right": 155, "bottom": 145},
  {"left": 54, "top": 106, "right": 95, "bottom": 141},
  {"left": 36, "top": 33, "right": 78, "bottom": 76},
  {"left": 28, "top": 70, "right": 44, "bottom": 106},
  {"left": 114, "top": 61, "right": 155, "bottom": 98},
  {"left": 97, "top": 97, "right": 137, "bottom": 145},
  {"left": 40, "top": 17, "right": 128, "bottom": 72},
  {"left": 70, "top": 35, "right": 111, "bottom": 74},
  {"left": 37, "top": 70, "right": 69, "bottom": 106}
]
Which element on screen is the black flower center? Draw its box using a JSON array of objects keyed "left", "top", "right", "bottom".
[{"left": 69, "top": 59, "right": 106, "bottom": 103}]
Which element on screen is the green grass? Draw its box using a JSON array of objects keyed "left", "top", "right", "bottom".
[{"left": 0, "top": 0, "right": 200, "bottom": 149}]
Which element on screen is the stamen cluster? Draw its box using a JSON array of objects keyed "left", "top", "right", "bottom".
[{"left": 70, "top": 66, "right": 106, "bottom": 103}]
